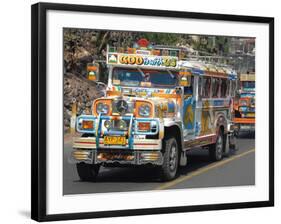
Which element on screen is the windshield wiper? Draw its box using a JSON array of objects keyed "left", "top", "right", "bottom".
[
  {"left": 167, "top": 70, "right": 175, "bottom": 79},
  {"left": 137, "top": 68, "right": 146, "bottom": 77}
]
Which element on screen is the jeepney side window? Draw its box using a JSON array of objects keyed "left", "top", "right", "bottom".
[
  {"left": 198, "top": 76, "right": 203, "bottom": 99},
  {"left": 220, "top": 78, "right": 229, "bottom": 98},
  {"left": 183, "top": 75, "right": 194, "bottom": 95},
  {"left": 202, "top": 77, "right": 211, "bottom": 98},
  {"left": 231, "top": 80, "right": 237, "bottom": 97},
  {"left": 212, "top": 78, "right": 220, "bottom": 98},
  {"left": 227, "top": 79, "right": 230, "bottom": 96}
]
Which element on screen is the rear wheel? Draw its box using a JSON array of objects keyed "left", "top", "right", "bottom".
[
  {"left": 159, "top": 137, "right": 179, "bottom": 181},
  {"left": 209, "top": 130, "right": 224, "bottom": 161},
  {"left": 76, "top": 163, "right": 100, "bottom": 181}
]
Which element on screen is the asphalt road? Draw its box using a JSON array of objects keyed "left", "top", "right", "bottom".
[{"left": 63, "top": 134, "right": 255, "bottom": 195}]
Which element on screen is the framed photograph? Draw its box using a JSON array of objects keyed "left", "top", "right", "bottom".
[{"left": 31, "top": 2, "right": 274, "bottom": 222}]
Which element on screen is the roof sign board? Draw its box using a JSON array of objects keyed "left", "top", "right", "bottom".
[
  {"left": 240, "top": 73, "right": 255, "bottom": 81},
  {"left": 107, "top": 53, "right": 179, "bottom": 69}
]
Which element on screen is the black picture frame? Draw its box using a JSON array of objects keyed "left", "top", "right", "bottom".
[{"left": 31, "top": 2, "right": 274, "bottom": 222}]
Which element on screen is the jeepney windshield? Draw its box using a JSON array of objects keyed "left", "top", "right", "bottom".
[
  {"left": 242, "top": 81, "right": 255, "bottom": 89},
  {"left": 112, "top": 68, "right": 178, "bottom": 88}
]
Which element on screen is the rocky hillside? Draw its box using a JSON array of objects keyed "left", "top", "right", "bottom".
[{"left": 63, "top": 73, "right": 105, "bottom": 132}]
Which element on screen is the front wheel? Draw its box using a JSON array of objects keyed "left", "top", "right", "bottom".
[
  {"left": 159, "top": 137, "right": 179, "bottom": 181},
  {"left": 209, "top": 130, "right": 224, "bottom": 161},
  {"left": 76, "top": 163, "right": 100, "bottom": 181}
]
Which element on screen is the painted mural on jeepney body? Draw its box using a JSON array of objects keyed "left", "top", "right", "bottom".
[
  {"left": 183, "top": 97, "right": 231, "bottom": 138},
  {"left": 192, "top": 99, "right": 231, "bottom": 138},
  {"left": 183, "top": 96, "right": 195, "bottom": 130},
  {"left": 179, "top": 60, "right": 235, "bottom": 139}
]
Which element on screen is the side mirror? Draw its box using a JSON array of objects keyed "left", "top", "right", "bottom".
[{"left": 87, "top": 63, "right": 100, "bottom": 81}]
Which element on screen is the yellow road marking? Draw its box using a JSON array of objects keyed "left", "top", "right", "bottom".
[{"left": 155, "top": 148, "right": 255, "bottom": 190}]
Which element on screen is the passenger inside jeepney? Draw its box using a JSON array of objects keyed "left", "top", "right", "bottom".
[
  {"left": 144, "top": 72, "right": 150, "bottom": 82},
  {"left": 202, "top": 77, "right": 211, "bottom": 97},
  {"left": 212, "top": 78, "right": 220, "bottom": 97},
  {"left": 220, "top": 79, "right": 228, "bottom": 97}
]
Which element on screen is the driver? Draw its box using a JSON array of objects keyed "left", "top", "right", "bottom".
[{"left": 144, "top": 72, "right": 150, "bottom": 82}]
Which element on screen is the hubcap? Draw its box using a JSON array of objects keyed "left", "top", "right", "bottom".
[{"left": 169, "top": 145, "right": 177, "bottom": 171}]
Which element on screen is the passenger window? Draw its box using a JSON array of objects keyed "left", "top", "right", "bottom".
[
  {"left": 212, "top": 78, "right": 220, "bottom": 98},
  {"left": 220, "top": 78, "right": 229, "bottom": 97},
  {"left": 198, "top": 77, "right": 202, "bottom": 98},
  {"left": 202, "top": 77, "right": 211, "bottom": 98},
  {"left": 231, "top": 80, "right": 237, "bottom": 97},
  {"left": 226, "top": 80, "right": 230, "bottom": 96}
]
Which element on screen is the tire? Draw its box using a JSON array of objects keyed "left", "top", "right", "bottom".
[
  {"left": 76, "top": 162, "right": 100, "bottom": 181},
  {"left": 236, "top": 130, "right": 241, "bottom": 138},
  {"left": 209, "top": 130, "right": 224, "bottom": 161},
  {"left": 159, "top": 137, "right": 179, "bottom": 181}
]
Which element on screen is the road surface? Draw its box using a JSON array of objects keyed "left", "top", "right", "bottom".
[{"left": 63, "top": 134, "right": 255, "bottom": 195}]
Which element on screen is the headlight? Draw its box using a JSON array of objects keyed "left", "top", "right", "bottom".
[
  {"left": 138, "top": 104, "right": 151, "bottom": 117},
  {"left": 96, "top": 102, "right": 109, "bottom": 114},
  {"left": 117, "top": 120, "right": 127, "bottom": 130},
  {"left": 104, "top": 120, "right": 111, "bottom": 129}
]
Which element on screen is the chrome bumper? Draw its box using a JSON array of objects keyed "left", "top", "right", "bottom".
[
  {"left": 70, "top": 149, "right": 164, "bottom": 165},
  {"left": 234, "top": 123, "right": 255, "bottom": 132},
  {"left": 73, "top": 137, "right": 162, "bottom": 150}
]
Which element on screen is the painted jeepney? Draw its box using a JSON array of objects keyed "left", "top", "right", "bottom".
[
  {"left": 71, "top": 44, "right": 238, "bottom": 181},
  {"left": 233, "top": 72, "right": 255, "bottom": 135}
]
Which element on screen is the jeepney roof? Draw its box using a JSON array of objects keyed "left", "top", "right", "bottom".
[
  {"left": 106, "top": 44, "right": 237, "bottom": 80},
  {"left": 179, "top": 60, "right": 237, "bottom": 80}
]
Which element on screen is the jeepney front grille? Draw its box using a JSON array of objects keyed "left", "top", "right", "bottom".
[
  {"left": 112, "top": 100, "right": 134, "bottom": 115},
  {"left": 111, "top": 119, "right": 130, "bottom": 131}
]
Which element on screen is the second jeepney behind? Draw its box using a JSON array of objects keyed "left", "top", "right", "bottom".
[
  {"left": 233, "top": 72, "right": 255, "bottom": 135},
  {"left": 71, "top": 43, "right": 238, "bottom": 181}
]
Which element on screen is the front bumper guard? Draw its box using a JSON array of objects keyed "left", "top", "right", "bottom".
[{"left": 70, "top": 149, "right": 164, "bottom": 166}]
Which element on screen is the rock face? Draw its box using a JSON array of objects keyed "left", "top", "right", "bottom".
[
  {"left": 63, "top": 29, "right": 108, "bottom": 132},
  {"left": 63, "top": 73, "right": 105, "bottom": 132}
]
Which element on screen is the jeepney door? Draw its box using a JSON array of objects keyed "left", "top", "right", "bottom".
[{"left": 180, "top": 73, "right": 196, "bottom": 140}]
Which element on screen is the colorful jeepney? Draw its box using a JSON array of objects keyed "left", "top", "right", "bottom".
[
  {"left": 233, "top": 72, "right": 255, "bottom": 135},
  {"left": 71, "top": 42, "right": 238, "bottom": 181}
]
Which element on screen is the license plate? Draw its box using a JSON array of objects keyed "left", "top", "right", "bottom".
[{"left": 104, "top": 136, "right": 126, "bottom": 145}]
